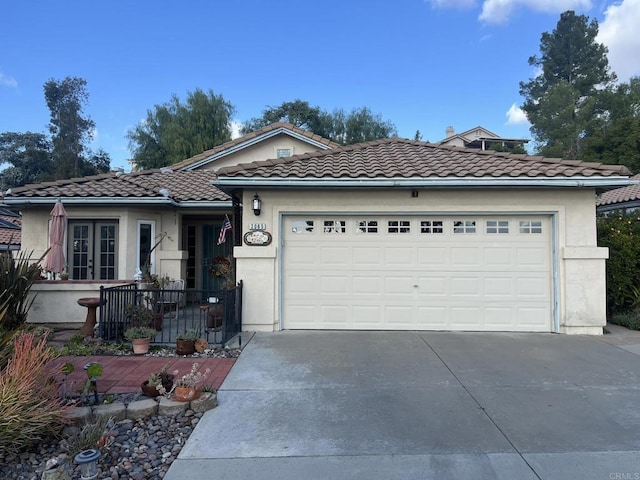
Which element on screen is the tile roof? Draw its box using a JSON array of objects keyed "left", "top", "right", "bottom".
[
  {"left": 216, "top": 137, "right": 630, "bottom": 179},
  {"left": 5, "top": 170, "right": 229, "bottom": 202},
  {"left": 171, "top": 122, "right": 340, "bottom": 170},
  {"left": 597, "top": 174, "right": 640, "bottom": 206},
  {"left": 0, "top": 208, "right": 21, "bottom": 247}
]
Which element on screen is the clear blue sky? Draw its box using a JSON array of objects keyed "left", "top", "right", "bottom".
[{"left": 1, "top": 0, "right": 639, "bottom": 171}]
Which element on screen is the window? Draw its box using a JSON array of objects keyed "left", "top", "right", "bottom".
[
  {"left": 276, "top": 148, "right": 291, "bottom": 158},
  {"left": 421, "top": 220, "right": 443, "bottom": 234},
  {"left": 324, "top": 220, "right": 346, "bottom": 233},
  {"left": 453, "top": 220, "right": 476, "bottom": 234},
  {"left": 388, "top": 220, "right": 411, "bottom": 233},
  {"left": 486, "top": 220, "right": 509, "bottom": 234},
  {"left": 291, "top": 220, "right": 314, "bottom": 233},
  {"left": 137, "top": 220, "right": 155, "bottom": 274},
  {"left": 519, "top": 220, "right": 543, "bottom": 234},
  {"left": 356, "top": 220, "right": 378, "bottom": 233}
]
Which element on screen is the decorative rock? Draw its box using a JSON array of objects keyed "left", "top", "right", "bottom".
[
  {"left": 127, "top": 398, "right": 158, "bottom": 420},
  {"left": 93, "top": 402, "right": 127, "bottom": 421},
  {"left": 190, "top": 392, "right": 217, "bottom": 413},
  {"left": 157, "top": 396, "right": 188, "bottom": 416}
]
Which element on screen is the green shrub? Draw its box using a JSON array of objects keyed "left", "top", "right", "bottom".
[
  {"left": 0, "top": 331, "right": 70, "bottom": 456},
  {"left": 0, "top": 250, "right": 45, "bottom": 370},
  {"left": 597, "top": 213, "right": 640, "bottom": 315},
  {"left": 62, "top": 415, "right": 113, "bottom": 457},
  {"left": 610, "top": 312, "right": 640, "bottom": 331}
]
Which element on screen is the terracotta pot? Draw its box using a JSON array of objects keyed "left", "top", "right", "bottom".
[
  {"left": 132, "top": 338, "right": 150, "bottom": 354},
  {"left": 176, "top": 339, "right": 196, "bottom": 355},
  {"left": 173, "top": 386, "right": 201, "bottom": 402}
]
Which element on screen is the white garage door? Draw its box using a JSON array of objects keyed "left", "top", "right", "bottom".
[{"left": 282, "top": 215, "right": 552, "bottom": 332}]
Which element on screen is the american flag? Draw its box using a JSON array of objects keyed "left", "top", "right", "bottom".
[{"left": 217, "top": 215, "right": 232, "bottom": 245}]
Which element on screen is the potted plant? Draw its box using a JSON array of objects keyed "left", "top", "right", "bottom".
[
  {"left": 175, "top": 329, "right": 198, "bottom": 355},
  {"left": 141, "top": 363, "right": 174, "bottom": 397},
  {"left": 124, "top": 326, "right": 157, "bottom": 354},
  {"left": 166, "top": 362, "right": 211, "bottom": 402}
]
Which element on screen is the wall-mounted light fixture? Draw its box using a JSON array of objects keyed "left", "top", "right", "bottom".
[{"left": 252, "top": 193, "right": 262, "bottom": 216}]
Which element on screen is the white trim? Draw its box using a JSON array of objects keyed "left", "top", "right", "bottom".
[{"left": 3, "top": 198, "right": 232, "bottom": 209}]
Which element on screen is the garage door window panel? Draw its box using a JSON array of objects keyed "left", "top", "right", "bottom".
[
  {"left": 356, "top": 220, "right": 378, "bottom": 233},
  {"left": 291, "top": 220, "right": 314, "bottom": 233},
  {"left": 324, "top": 220, "right": 346, "bottom": 233},
  {"left": 519, "top": 220, "right": 542, "bottom": 234},
  {"left": 453, "top": 220, "right": 476, "bottom": 234},
  {"left": 388, "top": 220, "right": 410, "bottom": 233},
  {"left": 421, "top": 220, "right": 444, "bottom": 234},
  {"left": 486, "top": 220, "right": 509, "bottom": 234}
]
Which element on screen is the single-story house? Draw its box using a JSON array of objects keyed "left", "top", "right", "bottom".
[
  {"left": 596, "top": 174, "right": 640, "bottom": 213},
  {"left": 2, "top": 123, "right": 632, "bottom": 334}
]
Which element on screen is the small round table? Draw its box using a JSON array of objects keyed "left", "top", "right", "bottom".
[{"left": 78, "top": 297, "right": 105, "bottom": 337}]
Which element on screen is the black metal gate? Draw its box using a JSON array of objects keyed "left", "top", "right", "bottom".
[{"left": 99, "top": 281, "right": 243, "bottom": 346}]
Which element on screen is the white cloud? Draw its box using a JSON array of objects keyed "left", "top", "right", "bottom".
[
  {"left": 506, "top": 103, "right": 530, "bottom": 125},
  {"left": 479, "top": 0, "right": 592, "bottom": 24},
  {"left": 0, "top": 71, "right": 17, "bottom": 88},
  {"left": 597, "top": 0, "right": 640, "bottom": 81},
  {"left": 229, "top": 119, "right": 243, "bottom": 139}
]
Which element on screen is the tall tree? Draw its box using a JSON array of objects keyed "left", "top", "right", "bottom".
[
  {"left": 0, "top": 132, "right": 53, "bottom": 190},
  {"left": 242, "top": 99, "right": 397, "bottom": 145},
  {"left": 44, "top": 77, "right": 108, "bottom": 178},
  {"left": 128, "top": 88, "right": 234, "bottom": 170},
  {"left": 519, "top": 11, "right": 615, "bottom": 159},
  {"left": 581, "top": 77, "right": 640, "bottom": 172}
]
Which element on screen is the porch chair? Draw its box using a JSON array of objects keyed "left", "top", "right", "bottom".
[{"left": 157, "top": 279, "right": 186, "bottom": 320}]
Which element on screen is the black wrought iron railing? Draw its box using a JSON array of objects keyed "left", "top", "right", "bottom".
[{"left": 98, "top": 281, "right": 243, "bottom": 346}]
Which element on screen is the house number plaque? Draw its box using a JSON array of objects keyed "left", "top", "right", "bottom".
[{"left": 243, "top": 230, "right": 272, "bottom": 246}]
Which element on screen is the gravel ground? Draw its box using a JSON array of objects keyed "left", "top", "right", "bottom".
[
  {"left": 0, "top": 346, "right": 241, "bottom": 479},
  {"left": 1, "top": 410, "right": 201, "bottom": 480}
]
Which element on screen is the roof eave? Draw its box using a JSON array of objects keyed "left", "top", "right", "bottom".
[{"left": 215, "top": 176, "right": 633, "bottom": 190}]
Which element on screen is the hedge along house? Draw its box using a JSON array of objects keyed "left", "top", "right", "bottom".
[
  {"left": 2, "top": 123, "right": 337, "bottom": 327},
  {"left": 216, "top": 138, "right": 631, "bottom": 335}
]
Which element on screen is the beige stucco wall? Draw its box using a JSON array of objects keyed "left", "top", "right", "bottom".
[
  {"left": 18, "top": 204, "right": 188, "bottom": 282},
  {"left": 235, "top": 187, "right": 607, "bottom": 335},
  {"left": 196, "top": 134, "right": 327, "bottom": 172}
]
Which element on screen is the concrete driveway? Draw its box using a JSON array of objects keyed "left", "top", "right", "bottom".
[{"left": 165, "top": 331, "right": 640, "bottom": 479}]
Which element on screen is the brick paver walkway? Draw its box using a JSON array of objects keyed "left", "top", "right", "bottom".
[{"left": 49, "top": 355, "right": 236, "bottom": 394}]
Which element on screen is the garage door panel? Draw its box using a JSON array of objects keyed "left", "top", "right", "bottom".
[
  {"left": 417, "top": 247, "right": 448, "bottom": 266},
  {"left": 320, "top": 276, "right": 349, "bottom": 295},
  {"left": 451, "top": 247, "right": 481, "bottom": 266},
  {"left": 321, "top": 247, "right": 350, "bottom": 264},
  {"left": 384, "top": 247, "right": 414, "bottom": 266},
  {"left": 417, "top": 276, "right": 447, "bottom": 295},
  {"left": 484, "top": 277, "right": 514, "bottom": 296},
  {"left": 451, "top": 277, "right": 480, "bottom": 296},
  {"left": 484, "top": 248, "right": 513, "bottom": 266},
  {"left": 283, "top": 215, "right": 552, "bottom": 332},
  {"left": 352, "top": 247, "right": 382, "bottom": 265},
  {"left": 352, "top": 276, "right": 383, "bottom": 295}
]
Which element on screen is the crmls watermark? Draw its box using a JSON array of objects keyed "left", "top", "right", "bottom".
[{"left": 610, "top": 473, "right": 640, "bottom": 480}]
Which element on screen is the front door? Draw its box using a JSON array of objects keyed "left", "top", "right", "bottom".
[
  {"left": 68, "top": 221, "right": 118, "bottom": 280},
  {"left": 202, "top": 223, "right": 233, "bottom": 292}
]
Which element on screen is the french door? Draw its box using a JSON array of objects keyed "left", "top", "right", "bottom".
[{"left": 68, "top": 221, "right": 118, "bottom": 280}]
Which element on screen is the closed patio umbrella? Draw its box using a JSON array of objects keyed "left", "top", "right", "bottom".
[{"left": 43, "top": 201, "right": 68, "bottom": 277}]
